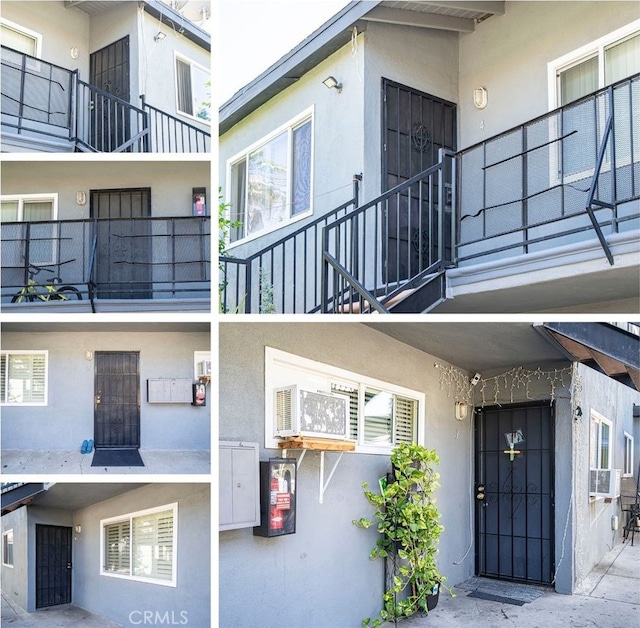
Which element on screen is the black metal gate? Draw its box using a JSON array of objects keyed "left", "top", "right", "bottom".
[
  {"left": 35, "top": 525, "right": 72, "bottom": 608},
  {"left": 94, "top": 351, "right": 140, "bottom": 448},
  {"left": 89, "top": 36, "right": 130, "bottom": 151},
  {"left": 382, "top": 79, "right": 456, "bottom": 282},
  {"left": 475, "top": 402, "right": 555, "bottom": 585},
  {"left": 90, "top": 188, "right": 152, "bottom": 299}
]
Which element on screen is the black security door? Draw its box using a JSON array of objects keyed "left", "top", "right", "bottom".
[
  {"left": 90, "top": 36, "right": 130, "bottom": 151},
  {"left": 475, "top": 402, "right": 555, "bottom": 585},
  {"left": 90, "top": 188, "right": 152, "bottom": 299},
  {"left": 94, "top": 352, "right": 140, "bottom": 448},
  {"left": 382, "top": 79, "right": 456, "bottom": 282},
  {"left": 35, "top": 525, "right": 72, "bottom": 608}
]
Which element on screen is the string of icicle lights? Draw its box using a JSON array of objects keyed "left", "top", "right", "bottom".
[{"left": 436, "top": 363, "right": 581, "bottom": 408}]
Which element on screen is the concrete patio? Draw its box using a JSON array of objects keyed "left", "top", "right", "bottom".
[
  {"left": 0, "top": 449, "right": 210, "bottom": 474},
  {"left": 1, "top": 591, "right": 121, "bottom": 627},
  {"left": 387, "top": 539, "right": 640, "bottom": 627}
]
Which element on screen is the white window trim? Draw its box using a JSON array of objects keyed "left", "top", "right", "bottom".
[
  {"left": 193, "top": 350, "right": 211, "bottom": 380},
  {"left": 173, "top": 52, "right": 211, "bottom": 125},
  {"left": 1, "top": 350, "right": 48, "bottom": 407},
  {"left": 264, "top": 347, "right": 425, "bottom": 454},
  {"left": 590, "top": 409, "right": 614, "bottom": 470},
  {"left": 100, "top": 502, "right": 178, "bottom": 588},
  {"left": 0, "top": 18, "right": 43, "bottom": 58},
  {"left": 623, "top": 431, "right": 634, "bottom": 477},
  {"left": 226, "top": 107, "right": 315, "bottom": 249},
  {"left": 2, "top": 529, "right": 14, "bottom": 568},
  {"left": 547, "top": 20, "right": 640, "bottom": 110},
  {"left": 0, "top": 193, "right": 59, "bottom": 222}
]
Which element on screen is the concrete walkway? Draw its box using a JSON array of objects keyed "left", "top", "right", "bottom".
[
  {"left": 389, "top": 540, "right": 640, "bottom": 627},
  {"left": 1, "top": 591, "right": 121, "bottom": 627},
  {"left": 1, "top": 449, "right": 210, "bottom": 474}
]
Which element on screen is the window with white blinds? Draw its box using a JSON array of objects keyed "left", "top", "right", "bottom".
[
  {"left": 264, "top": 347, "right": 423, "bottom": 454},
  {"left": 332, "top": 384, "right": 417, "bottom": 448},
  {"left": 551, "top": 22, "right": 640, "bottom": 107},
  {"left": 0, "top": 351, "right": 48, "bottom": 406},
  {"left": 101, "top": 504, "right": 177, "bottom": 587}
]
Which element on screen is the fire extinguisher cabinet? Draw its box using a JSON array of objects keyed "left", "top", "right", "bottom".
[{"left": 253, "top": 458, "right": 297, "bottom": 537}]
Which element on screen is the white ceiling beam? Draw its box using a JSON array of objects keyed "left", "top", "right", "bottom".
[
  {"left": 363, "top": 7, "right": 475, "bottom": 33},
  {"left": 420, "top": 1, "right": 505, "bottom": 15}
]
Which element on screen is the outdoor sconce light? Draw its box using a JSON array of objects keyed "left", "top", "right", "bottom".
[
  {"left": 76, "top": 191, "right": 86, "bottom": 206},
  {"left": 473, "top": 87, "right": 488, "bottom": 109},
  {"left": 455, "top": 401, "right": 469, "bottom": 421},
  {"left": 85, "top": 350, "right": 93, "bottom": 361},
  {"left": 323, "top": 76, "right": 342, "bottom": 93},
  {"left": 70, "top": 47, "right": 80, "bottom": 60},
  {"left": 154, "top": 31, "right": 167, "bottom": 42},
  {"left": 74, "top": 525, "right": 81, "bottom": 533}
]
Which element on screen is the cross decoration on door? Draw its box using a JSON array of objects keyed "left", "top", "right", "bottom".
[{"left": 503, "top": 429, "right": 525, "bottom": 461}]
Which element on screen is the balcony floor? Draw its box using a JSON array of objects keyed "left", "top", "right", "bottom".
[
  {"left": 1, "top": 449, "right": 210, "bottom": 475},
  {"left": 437, "top": 230, "right": 640, "bottom": 313}
]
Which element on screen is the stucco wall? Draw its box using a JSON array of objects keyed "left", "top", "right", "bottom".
[
  {"left": 0, "top": 506, "right": 28, "bottom": 612},
  {"left": 219, "top": 38, "right": 365, "bottom": 258},
  {"left": 71, "top": 483, "right": 210, "bottom": 627},
  {"left": 0, "top": 161, "right": 209, "bottom": 220},
  {"left": 572, "top": 363, "right": 640, "bottom": 586},
  {"left": 458, "top": 1, "right": 640, "bottom": 147},
  {"left": 1, "top": 1, "right": 91, "bottom": 78},
  {"left": 219, "top": 322, "right": 483, "bottom": 627},
  {"left": 1, "top": 327, "right": 210, "bottom": 451}
]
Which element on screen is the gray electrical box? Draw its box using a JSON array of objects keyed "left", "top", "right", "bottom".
[
  {"left": 219, "top": 441, "right": 260, "bottom": 531},
  {"left": 147, "top": 379, "right": 193, "bottom": 403}
]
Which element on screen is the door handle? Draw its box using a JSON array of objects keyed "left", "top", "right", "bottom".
[
  {"left": 95, "top": 394, "right": 101, "bottom": 404},
  {"left": 66, "top": 562, "right": 72, "bottom": 569}
]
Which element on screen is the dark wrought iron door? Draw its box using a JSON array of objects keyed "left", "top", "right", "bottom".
[
  {"left": 90, "top": 188, "right": 152, "bottom": 299},
  {"left": 90, "top": 36, "right": 130, "bottom": 151},
  {"left": 382, "top": 79, "right": 456, "bottom": 282},
  {"left": 475, "top": 402, "right": 555, "bottom": 585},
  {"left": 94, "top": 352, "right": 140, "bottom": 448},
  {"left": 35, "top": 525, "right": 72, "bottom": 608}
]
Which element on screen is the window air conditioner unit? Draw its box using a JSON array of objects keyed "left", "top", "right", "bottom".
[
  {"left": 589, "top": 468, "right": 621, "bottom": 498},
  {"left": 198, "top": 360, "right": 211, "bottom": 377},
  {"left": 274, "top": 385, "right": 349, "bottom": 440}
]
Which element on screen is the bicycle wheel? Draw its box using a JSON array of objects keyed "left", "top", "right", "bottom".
[
  {"left": 55, "top": 286, "right": 83, "bottom": 301},
  {"left": 11, "top": 291, "right": 35, "bottom": 303}
]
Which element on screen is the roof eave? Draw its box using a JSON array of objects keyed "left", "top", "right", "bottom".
[{"left": 219, "top": 1, "right": 378, "bottom": 135}]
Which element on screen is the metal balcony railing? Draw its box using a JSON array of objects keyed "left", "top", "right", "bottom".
[
  {"left": 0, "top": 47, "right": 211, "bottom": 153},
  {"left": 456, "top": 73, "right": 640, "bottom": 266},
  {"left": 220, "top": 178, "right": 361, "bottom": 313},
  {"left": 1, "top": 217, "right": 211, "bottom": 307}
]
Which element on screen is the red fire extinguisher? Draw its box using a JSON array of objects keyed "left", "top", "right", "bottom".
[{"left": 270, "top": 477, "right": 283, "bottom": 530}]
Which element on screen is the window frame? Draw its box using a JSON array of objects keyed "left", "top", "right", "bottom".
[
  {"left": 173, "top": 52, "right": 211, "bottom": 124},
  {"left": 0, "top": 18, "right": 42, "bottom": 58},
  {"left": 1, "top": 350, "right": 48, "bottom": 407},
  {"left": 2, "top": 529, "right": 14, "bottom": 568},
  {"left": 226, "top": 108, "right": 315, "bottom": 248},
  {"left": 0, "top": 193, "right": 58, "bottom": 223},
  {"left": 623, "top": 431, "right": 634, "bottom": 477},
  {"left": 547, "top": 20, "right": 640, "bottom": 109},
  {"left": 100, "top": 502, "right": 178, "bottom": 588},
  {"left": 590, "top": 410, "right": 613, "bottom": 471},
  {"left": 265, "top": 347, "right": 424, "bottom": 454}
]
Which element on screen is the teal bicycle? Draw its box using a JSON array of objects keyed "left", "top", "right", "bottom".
[{"left": 11, "top": 262, "right": 82, "bottom": 303}]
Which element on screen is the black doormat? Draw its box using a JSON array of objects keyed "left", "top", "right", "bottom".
[
  {"left": 467, "top": 591, "right": 526, "bottom": 606},
  {"left": 91, "top": 448, "right": 144, "bottom": 467}
]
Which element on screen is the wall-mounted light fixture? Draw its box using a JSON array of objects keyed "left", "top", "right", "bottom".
[
  {"left": 455, "top": 401, "right": 469, "bottom": 421},
  {"left": 85, "top": 350, "right": 93, "bottom": 361},
  {"left": 473, "top": 87, "right": 488, "bottom": 109},
  {"left": 154, "top": 31, "right": 167, "bottom": 42},
  {"left": 323, "top": 76, "right": 342, "bottom": 93},
  {"left": 76, "top": 191, "right": 86, "bottom": 206},
  {"left": 74, "top": 524, "right": 82, "bottom": 533},
  {"left": 70, "top": 47, "right": 80, "bottom": 60}
]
